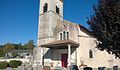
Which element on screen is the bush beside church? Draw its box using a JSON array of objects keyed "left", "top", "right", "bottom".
[{"left": 0, "top": 60, "right": 22, "bottom": 69}]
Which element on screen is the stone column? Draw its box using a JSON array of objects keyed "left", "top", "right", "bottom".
[
  {"left": 68, "top": 44, "right": 71, "bottom": 67},
  {"left": 40, "top": 47, "right": 43, "bottom": 65}
]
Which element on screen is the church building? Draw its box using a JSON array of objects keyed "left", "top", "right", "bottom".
[{"left": 34, "top": 0, "right": 120, "bottom": 69}]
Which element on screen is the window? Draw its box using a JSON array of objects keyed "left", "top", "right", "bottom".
[
  {"left": 60, "top": 31, "right": 69, "bottom": 40},
  {"left": 43, "top": 3, "right": 48, "bottom": 13},
  {"left": 60, "top": 33, "right": 62, "bottom": 40},
  {"left": 63, "top": 31, "right": 66, "bottom": 40},
  {"left": 56, "top": 6, "right": 59, "bottom": 14},
  {"left": 89, "top": 50, "right": 93, "bottom": 58},
  {"left": 67, "top": 32, "right": 69, "bottom": 39}
]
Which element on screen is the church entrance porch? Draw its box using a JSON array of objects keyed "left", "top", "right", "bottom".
[{"left": 40, "top": 39, "right": 79, "bottom": 68}]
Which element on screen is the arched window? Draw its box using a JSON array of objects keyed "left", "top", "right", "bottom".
[
  {"left": 43, "top": 3, "right": 48, "bottom": 13},
  {"left": 56, "top": 6, "right": 59, "bottom": 14},
  {"left": 89, "top": 50, "right": 93, "bottom": 58},
  {"left": 60, "top": 33, "right": 62, "bottom": 40},
  {"left": 67, "top": 32, "right": 69, "bottom": 39},
  {"left": 60, "top": 31, "right": 69, "bottom": 40},
  {"left": 63, "top": 31, "right": 66, "bottom": 40}
]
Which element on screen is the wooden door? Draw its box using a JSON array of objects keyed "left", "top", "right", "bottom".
[{"left": 61, "top": 54, "right": 68, "bottom": 68}]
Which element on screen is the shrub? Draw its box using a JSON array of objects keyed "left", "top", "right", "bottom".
[
  {"left": 0, "top": 61, "right": 9, "bottom": 69},
  {"left": 9, "top": 60, "right": 22, "bottom": 68},
  {"left": 12, "top": 52, "right": 18, "bottom": 58}
]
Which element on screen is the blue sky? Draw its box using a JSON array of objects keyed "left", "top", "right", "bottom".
[{"left": 0, "top": 0, "right": 97, "bottom": 45}]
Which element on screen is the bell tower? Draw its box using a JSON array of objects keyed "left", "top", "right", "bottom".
[
  {"left": 37, "top": 0, "right": 64, "bottom": 46},
  {"left": 39, "top": 0, "right": 63, "bottom": 16}
]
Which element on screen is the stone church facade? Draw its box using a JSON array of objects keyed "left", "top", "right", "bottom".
[{"left": 33, "top": 0, "right": 120, "bottom": 69}]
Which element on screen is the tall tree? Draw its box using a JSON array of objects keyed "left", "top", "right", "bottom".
[
  {"left": 24, "top": 40, "right": 35, "bottom": 50},
  {"left": 87, "top": 0, "right": 120, "bottom": 58},
  {"left": 14, "top": 43, "right": 23, "bottom": 50},
  {"left": 0, "top": 48, "right": 5, "bottom": 57},
  {"left": 3, "top": 43, "right": 15, "bottom": 53}
]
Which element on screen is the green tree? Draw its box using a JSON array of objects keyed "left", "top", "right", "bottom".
[
  {"left": 24, "top": 40, "right": 35, "bottom": 50},
  {"left": 0, "top": 48, "right": 5, "bottom": 57},
  {"left": 14, "top": 43, "right": 24, "bottom": 50},
  {"left": 4, "top": 43, "right": 15, "bottom": 53},
  {"left": 87, "top": 0, "right": 120, "bottom": 58}
]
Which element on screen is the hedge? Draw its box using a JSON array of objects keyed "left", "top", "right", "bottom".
[
  {"left": 0, "top": 61, "right": 9, "bottom": 69},
  {"left": 0, "top": 60, "right": 22, "bottom": 69},
  {"left": 9, "top": 60, "right": 22, "bottom": 68}
]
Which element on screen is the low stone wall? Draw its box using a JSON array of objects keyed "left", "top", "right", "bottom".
[
  {"left": 0, "top": 64, "right": 119, "bottom": 70},
  {"left": 0, "top": 58, "right": 30, "bottom": 63}
]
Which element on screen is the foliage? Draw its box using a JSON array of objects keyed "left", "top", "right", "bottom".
[
  {"left": 0, "top": 48, "right": 5, "bottom": 57},
  {"left": 9, "top": 60, "right": 22, "bottom": 68},
  {"left": 11, "top": 52, "right": 18, "bottom": 58},
  {"left": 0, "top": 61, "right": 9, "bottom": 69},
  {"left": 4, "top": 43, "right": 15, "bottom": 53},
  {"left": 0, "top": 40, "right": 35, "bottom": 57},
  {"left": 87, "top": 0, "right": 120, "bottom": 58},
  {"left": 0, "top": 60, "right": 22, "bottom": 69},
  {"left": 14, "top": 43, "right": 23, "bottom": 50},
  {"left": 24, "top": 40, "right": 35, "bottom": 50}
]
